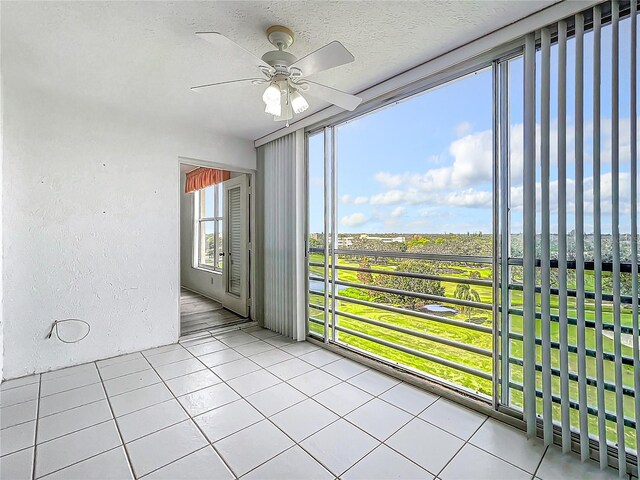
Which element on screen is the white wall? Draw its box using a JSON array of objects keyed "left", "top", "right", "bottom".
[{"left": 2, "top": 85, "right": 255, "bottom": 380}]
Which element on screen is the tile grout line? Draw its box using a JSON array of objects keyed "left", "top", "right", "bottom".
[
  {"left": 94, "top": 361, "right": 137, "bottom": 480},
  {"left": 432, "top": 415, "right": 489, "bottom": 478},
  {"left": 34, "top": 445, "right": 126, "bottom": 479},
  {"left": 31, "top": 373, "right": 42, "bottom": 480},
  {"left": 0, "top": 378, "right": 40, "bottom": 393},
  {"left": 135, "top": 445, "right": 215, "bottom": 479},
  {"left": 531, "top": 444, "right": 550, "bottom": 479}
]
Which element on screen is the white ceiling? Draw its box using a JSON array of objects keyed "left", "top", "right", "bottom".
[{"left": 2, "top": 1, "right": 557, "bottom": 141}]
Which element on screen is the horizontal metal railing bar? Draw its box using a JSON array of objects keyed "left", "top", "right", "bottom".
[
  {"left": 308, "top": 303, "right": 325, "bottom": 311},
  {"left": 308, "top": 317, "right": 331, "bottom": 326},
  {"left": 334, "top": 294, "right": 493, "bottom": 334},
  {"left": 507, "top": 381, "right": 636, "bottom": 429},
  {"left": 309, "top": 275, "right": 327, "bottom": 282},
  {"left": 311, "top": 250, "right": 640, "bottom": 273},
  {"left": 314, "top": 261, "right": 634, "bottom": 304},
  {"left": 309, "top": 247, "right": 493, "bottom": 264},
  {"left": 507, "top": 306, "right": 635, "bottom": 336},
  {"left": 312, "top": 260, "right": 636, "bottom": 305},
  {"left": 335, "top": 278, "right": 492, "bottom": 311},
  {"left": 508, "top": 283, "right": 635, "bottom": 306},
  {"left": 309, "top": 289, "right": 331, "bottom": 298},
  {"left": 507, "top": 356, "right": 635, "bottom": 397},
  {"left": 506, "top": 330, "right": 634, "bottom": 366},
  {"left": 334, "top": 308, "right": 493, "bottom": 357},
  {"left": 333, "top": 324, "right": 493, "bottom": 381},
  {"left": 333, "top": 264, "right": 494, "bottom": 287},
  {"left": 507, "top": 257, "right": 639, "bottom": 274}
]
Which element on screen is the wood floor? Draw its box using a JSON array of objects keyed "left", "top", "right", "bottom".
[{"left": 180, "top": 288, "right": 246, "bottom": 335}]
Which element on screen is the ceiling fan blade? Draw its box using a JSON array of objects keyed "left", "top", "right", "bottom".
[
  {"left": 191, "top": 78, "right": 263, "bottom": 92},
  {"left": 303, "top": 81, "right": 362, "bottom": 111},
  {"left": 196, "top": 32, "right": 270, "bottom": 71},
  {"left": 290, "top": 41, "right": 354, "bottom": 77}
]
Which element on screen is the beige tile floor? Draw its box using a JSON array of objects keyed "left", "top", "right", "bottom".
[{"left": 0, "top": 325, "right": 629, "bottom": 479}]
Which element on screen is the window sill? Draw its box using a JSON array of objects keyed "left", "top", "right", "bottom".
[{"left": 194, "top": 265, "right": 223, "bottom": 275}]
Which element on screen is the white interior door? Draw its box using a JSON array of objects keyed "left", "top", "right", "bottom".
[{"left": 222, "top": 175, "right": 249, "bottom": 317}]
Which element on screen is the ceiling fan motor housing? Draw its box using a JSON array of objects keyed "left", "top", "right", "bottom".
[
  {"left": 263, "top": 26, "right": 297, "bottom": 71},
  {"left": 261, "top": 50, "right": 297, "bottom": 70}
]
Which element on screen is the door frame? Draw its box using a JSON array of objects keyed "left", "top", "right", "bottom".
[{"left": 177, "top": 156, "right": 256, "bottom": 337}]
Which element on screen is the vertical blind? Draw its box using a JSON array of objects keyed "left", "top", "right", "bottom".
[
  {"left": 258, "top": 132, "right": 305, "bottom": 339},
  {"left": 516, "top": 0, "right": 638, "bottom": 473}
]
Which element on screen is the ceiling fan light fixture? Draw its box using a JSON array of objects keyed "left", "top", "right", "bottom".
[
  {"left": 290, "top": 90, "right": 309, "bottom": 114},
  {"left": 262, "top": 83, "right": 281, "bottom": 105},
  {"left": 273, "top": 98, "right": 293, "bottom": 122},
  {"left": 264, "top": 100, "right": 282, "bottom": 117}
]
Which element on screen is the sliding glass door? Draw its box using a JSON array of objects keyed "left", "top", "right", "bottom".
[{"left": 307, "top": 68, "right": 497, "bottom": 399}]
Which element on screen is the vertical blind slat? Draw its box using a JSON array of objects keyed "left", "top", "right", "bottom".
[
  {"left": 630, "top": 0, "right": 640, "bottom": 462},
  {"left": 611, "top": 2, "right": 626, "bottom": 475},
  {"left": 556, "top": 19, "right": 572, "bottom": 454},
  {"left": 592, "top": 5, "right": 608, "bottom": 470},
  {"left": 523, "top": 32, "right": 537, "bottom": 438},
  {"left": 323, "top": 127, "right": 330, "bottom": 343},
  {"left": 574, "top": 12, "right": 590, "bottom": 462},
  {"left": 331, "top": 127, "right": 338, "bottom": 343},
  {"left": 540, "top": 26, "right": 553, "bottom": 447},
  {"left": 499, "top": 62, "right": 511, "bottom": 406}
]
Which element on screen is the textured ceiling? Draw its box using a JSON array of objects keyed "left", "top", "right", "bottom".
[{"left": 2, "top": 1, "right": 557, "bottom": 141}]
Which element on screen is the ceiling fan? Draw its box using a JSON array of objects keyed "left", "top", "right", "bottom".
[{"left": 191, "top": 26, "right": 362, "bottom": 124}]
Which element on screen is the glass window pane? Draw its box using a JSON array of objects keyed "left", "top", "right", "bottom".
[
  {"left": 199, "top": 220, "right": 216, "bottom": 267},
  {"left": 203, "top": 186, "right": 215, "bottom": 218},
  {"left": 217, "top": 219, "right": 224, "bottom": 270},
  {"left": 217, "top": 183, "right": 224, "bottom": 218}
]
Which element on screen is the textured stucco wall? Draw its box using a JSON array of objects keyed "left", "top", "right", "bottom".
[{"left": 2, "top": 85, "right": 255, "bottom": 379}]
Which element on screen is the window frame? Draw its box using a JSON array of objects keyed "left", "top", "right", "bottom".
[{"left": 193, "top": 183, "right": 223, "bottom": 274}]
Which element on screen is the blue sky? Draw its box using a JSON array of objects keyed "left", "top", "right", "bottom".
[{"left": 309, "top": 16, "right": 636, "bottom": 238}]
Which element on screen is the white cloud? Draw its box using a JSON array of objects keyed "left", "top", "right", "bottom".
[
  {"left": 370, "top": 190, "right": 405, "bottom": 205},
  {"left": 441, "top": 189, "right": 492, "bottom": 208},
  {"left": 390, "top": 206, "right": 406, "bottom": 218},
  {"left": 353, "top": 196, "right": 368, "bottom": 205},
  {"left": 448, "top": 129, "right": 494, "bottom": 187},
  {"left": 455, "top": 121, "right": 472, "bottom": 137},
  {"left": 340, "top": 194, "right": 351, "bottom": 204},
  {"left": 341, "top": 212, "right": 368, "bottom": 227}
]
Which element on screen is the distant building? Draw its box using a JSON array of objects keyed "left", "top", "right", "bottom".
[{"left": 358, "top": 235, "right": 405, "bottom": 243}]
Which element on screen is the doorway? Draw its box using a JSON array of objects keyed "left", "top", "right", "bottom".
[{"left": 179, "top": 160, "right": 253, "bottom": 335}]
